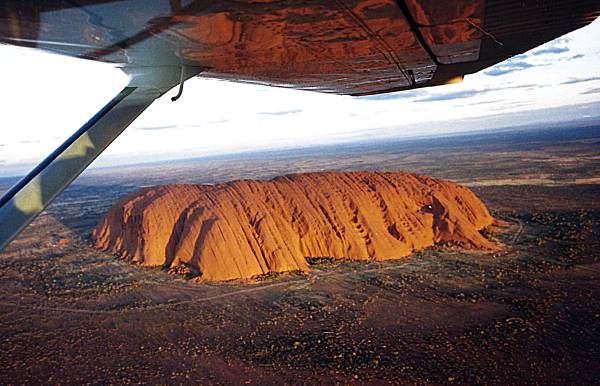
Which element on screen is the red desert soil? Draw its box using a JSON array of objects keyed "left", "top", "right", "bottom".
[{"left": 93, "top": 172, "right": 497, "bottom": 281}]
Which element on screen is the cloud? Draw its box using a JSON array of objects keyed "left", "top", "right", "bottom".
[
  {"left": 138, "top": 124, "right": 178, "bottom": 131},
  {"left": 498, "top": 100, "right": 536, "bottom": 107},
  {"left": 490, "top": 101, "right": 535, "bottom": 111},
  {"left": 358, "top": 91, "right": 421, "bottom": 101},
  {"left": 190, "top": 119, "right": 229, "bottom": 128},
  {"left": 258, "top": 109, "right": 303, "bottom": 116},
  {"left": 415, "top": 84, "right": 546, "bottom": 103},
  {"left": 566, "top": 54, "right": 585, "bottom": 61},
  {"left": 561, "top": 76, "right": 600, "bottom": 85},
  {"left": 356, "top": 84, "right": 543, "bottom": 104},
  {"left": 139, "top": 120, "right": 229, "bottom": 131},
  {"left": 484, "top": 61, "right": 535, "bottom": 76},
  {"left": 504, "top": 84, "right": 543, "bottom": 90},
  {"left": 532, "top": 46, "right": 570, "bottom": 56},
  {"left": 186, "top": 119, "right": 229, "bottom": 129},
  {"left": 415, "top": 90, "right": 480, "bottom": 102},
  {"left": 140, "top": 120, "right": 228, "bottom": 131},
  {"left": 459, "top": 99, "right": 505, "bottom": 107},
  {"left": 512, "top": 54, "right": 529, "bottom": 60},
  {"left": 553, "top": 36, "right": 572, "bottom": 45},
  {"left": 581, "top": 88, "right": 600, "bottom": 95}
]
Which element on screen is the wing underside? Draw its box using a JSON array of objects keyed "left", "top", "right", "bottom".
[{"left": 1, "top": 0, "right": 598, "bottom": 95}]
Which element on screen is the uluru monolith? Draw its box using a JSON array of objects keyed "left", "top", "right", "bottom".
[{"left": 93, "top": 172, "right": 497, "bottom": 281}]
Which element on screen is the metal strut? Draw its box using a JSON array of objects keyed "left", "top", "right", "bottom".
[
  {"left": 0, "top": 88, "right": 157, "bottom": 250},
  {"left": 0, "top": 66, "right": 194, "bottom": 250},
  {"left": 0, "top": 65, "right": 207, "bottom": 250}
]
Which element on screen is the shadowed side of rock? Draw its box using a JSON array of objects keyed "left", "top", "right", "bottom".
[{"left": 93, "top": 172, "right": 497, "bottom": 281}]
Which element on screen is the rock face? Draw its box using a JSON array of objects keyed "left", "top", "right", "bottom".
[{"left": 93, "top": 172, "right": 497, "bottom": 281}]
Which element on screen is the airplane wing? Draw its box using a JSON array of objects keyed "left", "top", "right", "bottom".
[
  {"left": 2, "top": 0, "right": 598, "bottom": 95},
  {"left": 0, "top": 0, "right": 598, "bottom": 249}
]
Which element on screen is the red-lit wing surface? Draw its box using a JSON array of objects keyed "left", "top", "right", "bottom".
[{"left": 1, "top": 0, "right": 598, "bottom": 95}]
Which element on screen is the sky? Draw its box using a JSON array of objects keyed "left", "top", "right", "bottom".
[{"left": 0, "top": 19, "right": 599, "bottom": 177}]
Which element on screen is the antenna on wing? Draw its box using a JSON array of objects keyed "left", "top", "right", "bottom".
[{"left": 171, "top": 65, "right": 187, "bottom": 102}]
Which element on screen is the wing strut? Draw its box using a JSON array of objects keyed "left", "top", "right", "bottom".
[{"left": 0, "top": 66, "right": 202, "bottom": 250}]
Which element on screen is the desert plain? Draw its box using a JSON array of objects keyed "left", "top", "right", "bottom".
[{"left": 0, "top": 123, "right": 599, "bottom": 384}]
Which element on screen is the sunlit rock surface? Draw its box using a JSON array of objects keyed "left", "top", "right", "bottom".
[{"left": 93, "top": 172, "right": 497, "bottom": 281}]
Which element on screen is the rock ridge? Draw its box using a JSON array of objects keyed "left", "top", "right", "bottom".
[{"left": 93, "top": 172, "right": 497, "bottom": 281}]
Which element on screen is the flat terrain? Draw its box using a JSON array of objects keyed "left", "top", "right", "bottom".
[{"left": 1, "top": 124, "right": 599, "bottom": 384}]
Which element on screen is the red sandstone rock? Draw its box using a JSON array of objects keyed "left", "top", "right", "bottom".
[{"left": 93, "top": 172, "right": 497, "bottom": 281}]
